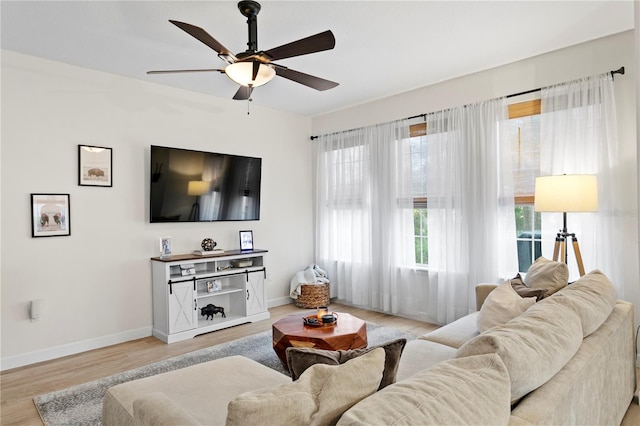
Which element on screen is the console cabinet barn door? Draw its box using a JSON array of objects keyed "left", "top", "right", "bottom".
[
  {"left": 168, "top": 280, "right": 197, "bottom": 334},
  {"left": 246, "top": 271, "right": 267, "bottom": 317}
]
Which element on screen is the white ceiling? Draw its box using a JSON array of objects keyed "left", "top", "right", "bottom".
[{"left": 1, "top": 1, "right": 634, "bottom": 116}]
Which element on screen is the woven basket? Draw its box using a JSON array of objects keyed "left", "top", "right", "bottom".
[{"left": 295, "top": 282, "right": 330, "bottom": 309}]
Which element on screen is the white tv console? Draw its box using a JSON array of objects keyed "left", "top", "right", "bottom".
[{"left": 150, "top": 249, "right": 270, "bottom": 343}]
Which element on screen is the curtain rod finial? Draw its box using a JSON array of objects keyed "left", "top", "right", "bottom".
[{"left": 611, "top": 66, "right": 625, "bottom": 79}]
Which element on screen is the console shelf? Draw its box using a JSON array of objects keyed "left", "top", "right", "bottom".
[{"left": 151, "top": 250, "right": 270, "bottom": 343}]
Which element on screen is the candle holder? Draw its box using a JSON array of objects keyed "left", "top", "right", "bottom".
[{"left": 316, "top": 306, "right": 328, "bottom": 320}]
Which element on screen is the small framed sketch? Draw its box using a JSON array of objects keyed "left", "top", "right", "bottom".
[
  {"left": 239, "top": 230, "right": 254, "bottom": 251},
  {"left": 31, "top": 193, "right": 71, "bottom": 237},
  {"left": 78, "top": 145, "right": 112, "bottom": 187},
  {"left": 160, "top": 236, "right": 172, "bottom": 258}
]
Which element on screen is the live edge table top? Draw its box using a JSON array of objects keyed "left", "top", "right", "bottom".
[{"left": 272, "top": 312, "right": 368, "bottom": 369}]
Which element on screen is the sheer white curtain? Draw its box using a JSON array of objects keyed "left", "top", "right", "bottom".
[
  {"left": 314, "top": 120, "right": 416, "bottom": 315},
  {"left": 425, "top": 98, "right": 518, "bottom": 324},
  {"left": 540, "top": 73, "right": 625, "bottom": 294}
]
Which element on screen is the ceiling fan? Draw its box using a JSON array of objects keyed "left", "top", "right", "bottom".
[{"left": 147, "top": 0, "right": 339, "bottom": 100}]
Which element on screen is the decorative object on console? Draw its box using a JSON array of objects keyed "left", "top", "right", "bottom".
[
  {"left": 231, "top": 258, "right": 253, "bottom": 268},
  {"left": 179, "top": 264, "right": 195, "bottom": 276},
  {"left": 201, "top": 238, "right": 216, "bottom": 251},
  {"left": 200, "top": 304, "right": 226, "bottom": 319},
  {"left": 78, "top": 145, "right": 112, "bottom": 187},
  {"left": 31, "top": 193, "right": 71, "bottom": 237},
  {"left": 239, "top": 230, "right": 253, "bottom": 251},
  {"left": 207, "top": 280, "right": 222, "bottom": 293},
  {"left": 193, "top": 238, "right": 224, "bottom": 255},
  {"left": 534, "top": 174, "right": 598, "bottom": 276},
  {"left": 159, "top": 236, "right": 172, "bottom": 258}
]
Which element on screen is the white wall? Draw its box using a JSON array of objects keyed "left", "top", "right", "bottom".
[
  {"left": 1, "top": 51, "right": 314, "bottom": 369},
  {"left": 313, "top": 30, "right": 639, "bottom": 349}
]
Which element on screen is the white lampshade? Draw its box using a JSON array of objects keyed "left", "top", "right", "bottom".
[
  {"left": 225, "top": 62, "right": 275, "bottom": 87},
  {"left": 534, "top": 174, "right": 598, "bottom": 212},
  {"left": 187, "top": 180, "right": 210, "bottom": 196}
]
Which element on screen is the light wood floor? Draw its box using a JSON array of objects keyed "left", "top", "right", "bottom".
[{"left": 1, "top": 302, "right": 638, "bottom": 425}]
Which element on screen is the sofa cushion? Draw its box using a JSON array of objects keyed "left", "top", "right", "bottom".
[
  {"left": 286, "top": 338, "right": 406, "bottom": 390},
  {"left": 476, "top": 280, "right": 536, "bottom": 333},
  {"left": 337, "top": 354, "right": 511, "bottom": 426},
  {"left": 457, "top": 298, "right": 583, "bottom": 402},
  {"left": 103, "top": 355, "right": 291, "bottom": 426},
  {"left": 226, "top": 348, "right": 385, "bottom": 426},
  {"left": 396, "top": 339, "right": 458, "bottom": 382},
  {"left": 419, "top": 312, "right": 480, "bottom": 349},
  {"left": 511, "top": 273, "right": 548, "bottom": 300},
  {"left": 551, "top": 269, "right": 617, "bottom": 337},
  {"left": 524, "top": 257, "right": 568, "bottom": 296},
  {"left": 132, "top": 392, "right": 199, "bottom": 426}
]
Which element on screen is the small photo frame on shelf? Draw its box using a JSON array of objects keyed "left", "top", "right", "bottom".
[
  {"left": 31, "top": 193, "right": 71, "bottom": 237},
  {"left": 239, "top": 230, "right": 254, "bottom": 251},
  {"left": 78, "top": 144, "right": 112, "bottom": 187},
  {"left": 160, "top": 236, "right": 172, "bottom": 258}
]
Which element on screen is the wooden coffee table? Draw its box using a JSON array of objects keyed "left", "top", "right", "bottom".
[{"left": 272, "top": 312, "right": 368, "bottom": 369}]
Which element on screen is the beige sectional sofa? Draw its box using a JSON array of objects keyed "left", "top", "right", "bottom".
[{"left": 103, "top": 267, "right": 636, "bottom": 425}]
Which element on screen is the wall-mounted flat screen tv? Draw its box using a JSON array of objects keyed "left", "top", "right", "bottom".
[{"left": 150, "top": 145, "right": 261, "bottom": 222}]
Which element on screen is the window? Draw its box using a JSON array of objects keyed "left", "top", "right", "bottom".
[
  {"left": 410, "top": 123, "right": 429, "bottom": 265},
  {"left": 509, "top": 99, "right": 542, "bottom": 273}
]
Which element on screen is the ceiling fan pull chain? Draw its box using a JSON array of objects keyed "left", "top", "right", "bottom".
[{"left": 247, "top": 98, "right": 252, "bottom": 115}]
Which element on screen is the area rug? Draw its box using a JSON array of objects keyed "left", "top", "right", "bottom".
[{"left": 34, "top": 323, "right": 416, "bottom": 426}]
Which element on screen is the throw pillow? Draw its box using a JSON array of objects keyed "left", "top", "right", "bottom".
[
  {"left": 336, "top": 353, "right": 511, "bottom": 426},
  {"left": 286, "top": 338, "right": 406, "bottom": 390},
  {"left": 226, "top": 347, "right": 385, "bottom": 426},
  {"left": 523, "top": 256, "right": 568, "bottom": 296},
  {"left": 510, "top": 273, "right": 548, "bottom": 301},
  {"left": 476, "top": 280, "right": 536, "bottom": 333}
]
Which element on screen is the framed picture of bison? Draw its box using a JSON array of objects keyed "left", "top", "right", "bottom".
[
  {"left": 31, "top": 193, "right": 70, "bottom": 237},
  {"left": 78, "top": 145, "right": 112, "bottom": 187}
]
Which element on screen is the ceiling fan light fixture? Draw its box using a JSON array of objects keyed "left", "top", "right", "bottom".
[{"left": 225, "top": 62, "right": 275, "bottom": 87}]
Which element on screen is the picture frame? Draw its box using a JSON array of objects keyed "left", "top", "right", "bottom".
[
  {"left": 78, "top": 145, "right": 112, "bottom": 187},
  {"left": 31, "top": 194, "right": 71, "bottom": 237},
  {"left": 160, "top": 236, "right": 172, "bottom": 258},
  {"left": 239, "top": 230, "right": 254, "bottom": 251}
]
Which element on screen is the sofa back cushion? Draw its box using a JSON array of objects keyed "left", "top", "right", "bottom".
[
  {"left": 226, "top": 348, "right": 385, "bottom": 426},
  {"left": 336, "top": 354, "right": 510, "bottom": 426},
  {"left": 550, "top": 269, "right": 617, "bottom": 337},
  {"left": 457, "top": 298, "right": 583, "bottom": 402}
]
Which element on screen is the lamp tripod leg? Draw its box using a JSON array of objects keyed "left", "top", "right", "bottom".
[
  {"left": 572, "top": 237, "right": 586, "bottom": 276},
  {"left": 553, "top": 236, "right": 561, "bottom": 261}
]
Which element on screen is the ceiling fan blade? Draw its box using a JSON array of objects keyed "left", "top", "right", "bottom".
[
  {"left": 252, "top": 61, "right": 260, "bottom": 81},
  {"left": 233, "top": 86, "right": 254, "bottom": 100},
  {"left": 275, "top": 67, "right": 339, "bottom": 91},
  {"left": 147, "top": 69, "right": 225, "bottom": 74},
  {"left": 169, "top": 20, "right": 233, "bottom": 57},
  {"left": 263, "top": 30, "right": 335, "bottom": 61}
]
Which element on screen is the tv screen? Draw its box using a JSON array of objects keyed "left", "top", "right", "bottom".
[{"left": 150, "top": 145, "right": 261, "bottom": 222}]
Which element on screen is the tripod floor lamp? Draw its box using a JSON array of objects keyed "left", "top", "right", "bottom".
[{"left": 534, "top": 174, "right": 598, "bottom": 277}]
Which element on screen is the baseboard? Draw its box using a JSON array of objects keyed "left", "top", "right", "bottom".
[
  {"left": 0, "top": 326, "right": 152, "bottom": 371},
  {"left": 268, "top": 296, "right": 293, "bottom": 308}
]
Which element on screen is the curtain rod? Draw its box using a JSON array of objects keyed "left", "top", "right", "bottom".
[{"left": 310, "top": 66, "right": 625, "bottom": 141}]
